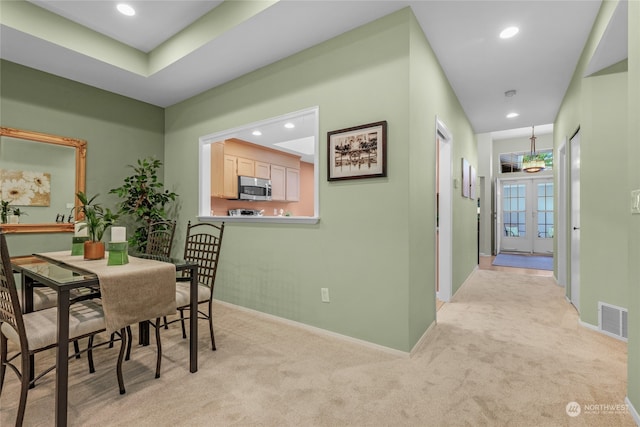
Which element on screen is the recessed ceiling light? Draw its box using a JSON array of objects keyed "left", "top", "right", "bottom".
[
  {"left": 117, "top": 4, "right": 136, "bottom": 16},
  {"left": 506, "top": 112, "right": 519, "bottom": 119},
  {"left": 252, "top": 130, "right": 262, "bottom": 136},
  {"left": 499, "top": 26, "right": 519, "bottom": 39},
  {"left": 284, "top": 122, "right": 295, "bottom": 129}
]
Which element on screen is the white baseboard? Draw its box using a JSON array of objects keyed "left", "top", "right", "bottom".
[
  {"left": 578, "top": 318, "right": 628, "bottom": 342},
  {"left": 578, "top": 318, "right": 600, "bottom": 332},
  {"left": 410, "top": 320, "right": 436, "bottom": 357},
  {"left": 626, "top": 396, "right": 640, "bottom": 426},
  {"left": 214, "top": 299, "right": 411, "bottom": 358}
]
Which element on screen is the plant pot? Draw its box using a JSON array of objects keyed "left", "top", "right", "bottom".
[
  {"left": 8, "top": 215, "right": 19, "bottom": 224},
  {"left": 84, "top": 241, "right": 105, "bottom": 260}
]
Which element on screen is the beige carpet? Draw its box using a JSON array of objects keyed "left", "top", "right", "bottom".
[{"left": 1, "top": 269, "right": 634, "bottom": 426}]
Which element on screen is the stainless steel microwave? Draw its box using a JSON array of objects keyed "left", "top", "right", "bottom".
[{"left": 238, "top": 176, "right": 272, "bottom": 201}]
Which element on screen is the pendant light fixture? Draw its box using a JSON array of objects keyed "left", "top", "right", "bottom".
[{"left": 522, "top": 125, "right": 545, "bottom": 173}]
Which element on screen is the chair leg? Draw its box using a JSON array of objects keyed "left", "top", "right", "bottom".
[
  {"left": 179, "top": 308, "right": 187, "bottom": 339},
  {"left": 87, "top": 335, "right": 96, "bottom": 374},
  {"left": 154, "top": 318, "right": 162, "bottom": 379},
  {"left": 117, "top": 329, "right": 127, "bottom": 395},
  {"left": 73, "top": 340, "right": 81, "bottom": 359},
  {"left": 208, "top": 305, "right": 216, "bottom": 351},
  {"left": 125, "top": 326, "right": 132, "bottom": 361},
  {"left": 163, "top": 315, "right": 168, "bottom": 329},
  {"left": 108, "top": 332, "right": 115, "bottom": 348},
  {"left": 28, "top": 354, "right": 35, "bottom": 389},
  {"left": 17, "top": 350, "right": 30, "bottom": 427},
  {"left": 0, "top": 334, "right": 7, "bottom": 394}
]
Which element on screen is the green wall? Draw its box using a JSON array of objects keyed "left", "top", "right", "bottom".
[
  {"left": 165, "top": 8, "right": 477, "bottom": 352},
  {"left": 408, "top": 14, "right": 477, "bottom": 304},
  {"left": 0, "top": 60, "right": 165, "bottom": 255},
  {"left": 626, "top": 0, "right": 640, "bottom": 415},
  {"left": 579, "top": 72, "right": 628, "bottom": 325}
]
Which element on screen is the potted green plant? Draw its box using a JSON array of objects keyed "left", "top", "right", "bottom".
[
  {"left": 1, "top": 200, "right": 10, "bottom": 224},
  {"left": 75, "top": 191, "right": 119, "bottom": 259},
  {"left": 110, "top": 157, "right": 178, "bottom": 252},
  {"left": 9, "top": 207, "right": 27, "bottom": 224}
]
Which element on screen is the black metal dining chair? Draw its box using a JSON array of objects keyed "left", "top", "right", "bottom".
[
  {"left": 0, "top": 232, "right": 107, "bottom": 427},
  {"left": 167, "top": 221, "right": 224, "bottom": 350},
  {"left": 145, "top": 219, "right": 177, "bottom": 258}
]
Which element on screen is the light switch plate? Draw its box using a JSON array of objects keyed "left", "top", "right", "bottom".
[{"left": 631, "top": 189, "right": 640, "bottom": 214}]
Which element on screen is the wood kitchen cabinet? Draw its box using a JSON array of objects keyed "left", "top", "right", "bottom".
[
  {"left": 237, "top": 157, "right": 255, "bottom": 177},
  {"left": 211, "top": 149, "right": 246, "bottom": 198},
  {"left": 271, "top": 165, "right": 300, "bottom": 201},
  {"left": 270, "top": 165, "right": 286, "bottom": 201},
  {"left": 255, "top": 161, "right": 271, "bottom": 179},
  {"left": 285, "top": 167, "right": 300, "bottom": 201},
  {"left": 221, "top": 155, "right": 238, "bottom": 198}
]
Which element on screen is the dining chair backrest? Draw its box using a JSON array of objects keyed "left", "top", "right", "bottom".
[
  {"left": 183, "top": 221, "right": 225, "bottom": 290},
  {"left": 0, "top": 232, "right": 28, "bottom": 351},
  {"left": 145, "top": 220, "right": 177, "bottom": 258}
]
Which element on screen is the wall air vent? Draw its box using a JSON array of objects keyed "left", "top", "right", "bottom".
[{"left": 598, "top": 302, "right": 628, "bottom": 341}]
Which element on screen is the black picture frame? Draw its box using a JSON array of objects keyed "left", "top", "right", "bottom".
[
  {"left": 327, "top": 121, "right": 387, "bottom": 181},
  {"left": 462, "top": 158, "right": 470, "bottom": 198}
]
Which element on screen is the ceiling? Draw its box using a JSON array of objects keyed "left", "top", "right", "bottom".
[{"left": 0, "top": 0, "right": 624, "bottom": 142}]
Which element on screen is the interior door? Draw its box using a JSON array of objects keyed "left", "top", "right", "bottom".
[
  {"left": 557, "top": 142, "right": 567, "bottom": 287},
  {"left": 499, "top": 177, "right": 554, "bottom": 254},
  {"left": 570, "top": 131, "right": 581, "bottom": 312},
  {"left": 500, "top": 179, "right": 530, "bottom": 252},
  {"left": 495, "top": 178, "right": 502, "bottom": 255},
  {"left": 436, "top": 119, "right": 452, "bottom": 303}
]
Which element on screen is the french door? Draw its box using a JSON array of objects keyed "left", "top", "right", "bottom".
[{"left": 497, "top": 177, "right": 554, "bottom": 254}]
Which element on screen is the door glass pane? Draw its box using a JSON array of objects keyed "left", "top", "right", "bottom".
[
  {"left": 537, "top": 182, "right": 554, "bottom": 238},
  {"left": 503, "top": 184, "right": 526, "bottom": 237}
]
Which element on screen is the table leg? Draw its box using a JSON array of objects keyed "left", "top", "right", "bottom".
[
  {"left": 22, "top": 275, "right": 36, "bottom": 385},
  {"left": 139, "top": 321, "right": 150, "bottom": 346},
  {"left": 190, "top": 267, "right": 198, "bottom": 373},
  {"left": 55, "top": 289, "right": 71, "bottom": 427},
  {"left": 21, "top": 274, "right": 34, "bottom": 313}
]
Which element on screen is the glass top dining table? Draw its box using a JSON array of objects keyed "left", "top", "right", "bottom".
[{"left": 11, "top": 253, "right": 199, "bottom": 427}]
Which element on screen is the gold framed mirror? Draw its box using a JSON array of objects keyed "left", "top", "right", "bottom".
[{"left": 0, "top": 127, "right": 86, "bottom": 233}]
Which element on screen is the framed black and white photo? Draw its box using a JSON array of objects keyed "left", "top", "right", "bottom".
[
  {"left": 327, "top": 121, "right": 387, "bottom": 181},
  {"left": 461, "top": 158, "right": 470, "bottom": 198},
  {"left": 470, "top": 165, "right": 477, "bottom": 200}
]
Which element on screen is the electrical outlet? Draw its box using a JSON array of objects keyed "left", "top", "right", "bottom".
[
  {"left": 632, "top": 190, "right": 640, "bottom": 214},
  {"left": 321, "top": 288, "right": 330, "bottom": 303}
]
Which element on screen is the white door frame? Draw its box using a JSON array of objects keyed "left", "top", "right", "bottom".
[
  {"left": 495, "top": 178, "right": 502, "bottom": 255},
  {"left": 436, "top": 117, "right": 452, "bottom": 302},
  {"left": 570, "top": 129, "right": 581, "bottom": 312},
  {"left": 557, "top": 140, "right": 567, "bottom": 287}
]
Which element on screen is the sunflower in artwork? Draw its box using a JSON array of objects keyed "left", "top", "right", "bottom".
[
  {"left": 1, "top": 178, "right": 35, "bottom": 206},
  {"left": 22, "top": 170, "right": 51, "bottom": 195},
  {"left": 0, "top": 169, "right": 51, "bottom": 206}
]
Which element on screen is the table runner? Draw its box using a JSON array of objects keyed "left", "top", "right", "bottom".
[{"left": 37, "top": 251, "right": 177, "bottom": 333}]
